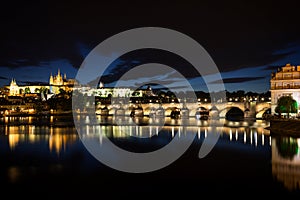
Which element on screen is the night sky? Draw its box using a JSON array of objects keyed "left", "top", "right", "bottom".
[{"left": 1, "top": 0, "right": 300, "bottom": 92}]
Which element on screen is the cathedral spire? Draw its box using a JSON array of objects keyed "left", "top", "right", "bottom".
[{"left": 49, "top": 72, "right": 53, "bottom": 85}]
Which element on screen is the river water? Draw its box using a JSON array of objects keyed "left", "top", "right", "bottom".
[{"left": 0, "top": 115, "right": 299, "bottom": 197}]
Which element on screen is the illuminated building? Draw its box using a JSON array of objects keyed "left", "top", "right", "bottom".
[
  {"left": 49, "top": 69, "right": 75, "bottom": 94},
  {"left": 83, "top": 82, "right": 155, "bottom": 98},
  {"left": 270, "top": 63, "right": 300, "bottom": 114},
  {"left": 3, "top": 69, "right": 75, "bottom": 98}
]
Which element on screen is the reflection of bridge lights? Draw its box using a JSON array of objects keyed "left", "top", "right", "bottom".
[
  {"left": 262, "top": 134, "right": 264, "bottom": 146},
  {"left": 244, "top": 131, "right": 246, "bottom": 143},
  {"left": 135, "top": 126, "right": 138, "bottom": 136},
  {"left": 250, "top": 129, "right": 253, "bottom": 145},
  {"left": 86, "top": 125, "right": 89, "bottom": 135},
  {"left": 254, "top": 131, "right": 257, "bottom": 146},
  {"left": 129, "top": 126, "right": 132, "bottom": 136},
  {"left": 229, "top": 129, "right": 232, "bottom": 141},
  {"left": 172, "top": 127, "right": 174, "bottom": 137},
  {"left": 198, "top": 127, "right": 201, "bottom": 139},
  {"left": 149, "top": 126, "right": 152, "bottom": 137},
  {"left": 235, "top": 129, "right": 238, "bottom": 140},
  {"left": 98, "top": 126, "right": 103, "bottom": 145},
  {"left": 269, "top": 136, "right": 272, "bottom": 146}
]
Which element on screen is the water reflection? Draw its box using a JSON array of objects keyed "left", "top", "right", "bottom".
[
  {"left": 78, "top": 120, "right": 271, "bottom": 149},
  {"left": 272, "top": 136, "right": 300, "bottom": 191},
  {"left": 0, "top": 116, "right": 278, "bottom": 189},
  {"left": 3, "top": 125, "right": 78, "bottom": 154}
]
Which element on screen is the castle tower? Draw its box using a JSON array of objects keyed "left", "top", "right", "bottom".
[
  {"left": 49, "top": 73, "right": 53, "bottom": 85},
  {"left": 56, "top": 68, "right": 63, "bottom": 85},
  {"left": 9, "top": 78, "right": 19, "bottom": 96},
  {"left": 57, "top": 68, "right": 61, "bottom": 78}
]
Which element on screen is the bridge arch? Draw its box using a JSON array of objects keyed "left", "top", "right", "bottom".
[
  {"left": 219, "top": 106, "right": 245, "bottom": 120},
  {"left": 165, "top": 106, "right": 179, "bottom": 117},
  {"left": 256, "top": 108, "right": 271, "bottom": 119},
  {"left": 225, "top": 107, "right": 244, "bottom": 121}
]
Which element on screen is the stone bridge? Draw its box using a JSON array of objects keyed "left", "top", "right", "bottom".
[{"left": 98, "top": 101, "right": 271, "bottom": 119}]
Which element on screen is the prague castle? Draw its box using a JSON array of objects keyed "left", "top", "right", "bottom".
[
  {"left": 49, "top": 69, "right": 75, "bottom": 94},
  {"left": 3, "top": 69, "right": 75, "bottom": 98}
]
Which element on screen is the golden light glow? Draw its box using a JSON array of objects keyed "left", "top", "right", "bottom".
[{"left": 8, "top": 134, "right": 20, "bottom": 149}]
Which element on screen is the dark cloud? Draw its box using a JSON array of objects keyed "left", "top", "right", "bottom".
[
  {"left": 210, "top": 77, "right": 266, "bottom": 84},
  {"left": 1, "top": 0, "right": 300, "bottom": 80},
  {"left": 17, "top": 81, "right": 49, "bottom": 86},
  {"left": 0, "top": 76, "right": 8, "bottom": 80},
  {"left": 98, "top": 49, "right": 199, "bottom": 84},
  {"left": 262, "top": 65, "right": 283, "bottom": 71},
  {"left": 134, "top": 80, "right": 179, "bottom": 87}
]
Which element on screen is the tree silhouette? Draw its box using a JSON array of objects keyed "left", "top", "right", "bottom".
[
  {"left": 276, "top": 136, "right": 298, "bottom": 160},
  {"left": 24, "top": 87, "right": 31, "bottom": 94},
  {"left": 275, "top": 96, "right": 298, "bottom": 118}
]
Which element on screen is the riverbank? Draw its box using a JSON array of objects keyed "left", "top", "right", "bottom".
[
  {"left": 270, "top": 119, "right": 300, "bottom": 137},
  {"left": 0, "top": 112, "right": 75, "bottom": 127}
]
